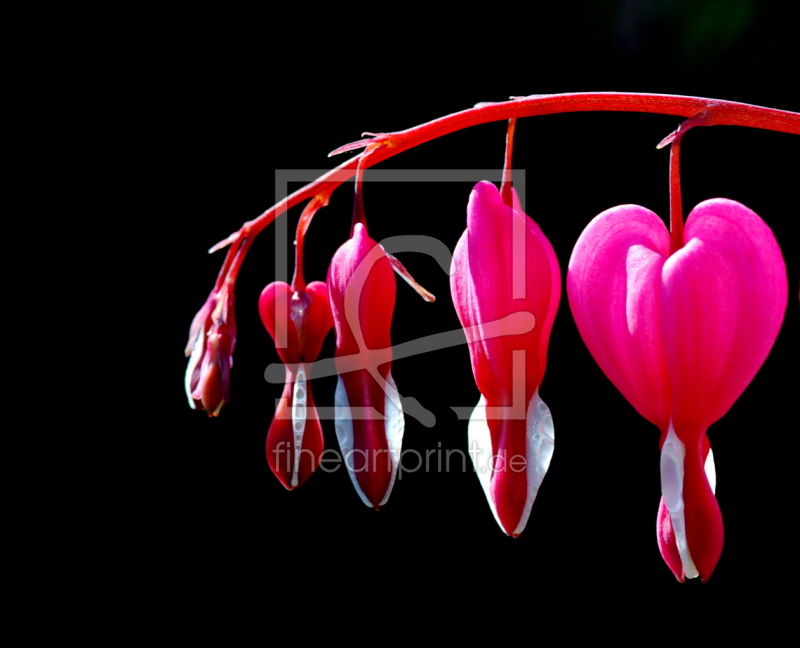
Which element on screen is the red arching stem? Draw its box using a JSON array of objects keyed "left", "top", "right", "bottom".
[
  {"left": 292, "top": 195, "right": 329, "bottom": 293},
  {"left": 669, "top": 137, "right": 684, "bottom": 254},
  {"left": 225, "top": 234, "right": 253, "bottom": 286},
  {"left": 350, "top": 157, "right": 368, "bottom": 237},
  {"left": 206, "top": 92, "right": 800, "bottom": 291},
  {"left": 500, "top": 118, "right": 517, "bottom": 208},
  {"left": 211, "top": 232, "right": 249, "bottom": 292},
  {"left": 658, "top": 112, "right": 708, "bottom": 254}
]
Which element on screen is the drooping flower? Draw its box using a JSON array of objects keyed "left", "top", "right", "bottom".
[
  {"left": 185, "top": 285, "right": 237, "bottom": 417},
  {"left": 450, "top": 181, "right": 561, "bottom": 536},
  {"left": 567, "top": 198, "right": 787, "bottom": 581},
  {"left": 327, "top": 222, "right": 404, "bottom": 509},
  {"left": 259, "top": 280, "right": 333, "bottom": 489}
]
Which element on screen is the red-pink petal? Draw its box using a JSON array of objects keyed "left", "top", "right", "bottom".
[
  {"left": 302, "top": 281, "right": 334, "bottom": 362},
  {"left": 661, "top": 198, "right": 787, "bottom": 435},
  {"left": 567, "top": 205, "right": 671, "bottom": 430},
  {"left": 259, "top": 282, "right": 300, "bottom": 364},
  {"left": 451, "top": 182, "right": 560, "bottom": 403},
  {"left": 258, "top": 280, "right": 333, "bottom": 365}
]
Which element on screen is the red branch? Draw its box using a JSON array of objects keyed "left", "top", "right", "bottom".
[{"left": 206, "top": 91, "right": 800, "bottom": 287}]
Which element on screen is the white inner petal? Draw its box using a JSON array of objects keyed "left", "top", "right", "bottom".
[
  {"left": 660, "top": 423, "right": 699, "bottom": 580},
  {"left": 379, "top": 371, "right": 405, "bottom": 506},
  {"left": 467, "top": 396, "right": 502, "bottom": 530},
  {"left": 290, "top": 364, "right": 307, "bottom": 488},
  {"left": 333, "top": 373, "right": 405, "bottom": 508},
  {"left": 705, "top": 448, "right": 716, "bottom": 494},
  {"left": 334, "top": 376, "right": 371, "bottom": 507},
  {"left": 184, "top": 335, "right": 205, "bottom": 408},
  {"left": 467, "top": 389, "right": 555, "bottom": 536},
  {"left": 514, "top": 388, "right": 555, "bottom": 536}
]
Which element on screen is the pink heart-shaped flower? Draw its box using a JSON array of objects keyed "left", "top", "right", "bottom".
[{"left": 567, "top": 198, "right": 787, "bottom": 581}]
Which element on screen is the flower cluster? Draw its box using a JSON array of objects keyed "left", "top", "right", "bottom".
[{"left": 184, "top": 93, "right": 796, "bottom": 581}]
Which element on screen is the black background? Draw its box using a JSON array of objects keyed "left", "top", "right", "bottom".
[{"left": 158, "top": 0, "right": 798, "bottom": 629}]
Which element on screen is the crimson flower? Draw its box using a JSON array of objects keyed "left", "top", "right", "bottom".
[
  {"left": 259, "top": 280, "right": 333, "bottom": 489},
  {"left": 327, "top": 223, "right": 404, "bottom": 509},
  {"left": 567, "top": 198, "right": 787, "bottom": 581},
  {"left": 450, "top": 181, "right": 561, "bottom": 536}
]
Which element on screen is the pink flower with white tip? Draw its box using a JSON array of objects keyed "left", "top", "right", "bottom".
[
  {"left": 450, "top": 181, "right": 561, "bottom": 537},
  {"left": 568, "top": 198, "right": 787, "bottom": 581},
  {"left": 327, "top": 222, "right": 405, "bottom": 509}
]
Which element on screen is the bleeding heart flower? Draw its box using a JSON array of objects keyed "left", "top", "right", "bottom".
[
  {"left": 185, "top": 285, "right": 237, "bottom": 417},
  {"left": 567, "top": 198, "right": 787, "bottom": 581},
  {"left": 259, "top": 280, "right": 333, "bottom": 489},
  {"left": 450, "top": 181, "right": 561, "bottom": 536},
  {"left": 327, "top": 222, "right": 404, "bottom": 509}
]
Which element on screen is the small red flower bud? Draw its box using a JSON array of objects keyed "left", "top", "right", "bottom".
[{"left": 185, "top": 286, "right": 237, "bottom": 417}]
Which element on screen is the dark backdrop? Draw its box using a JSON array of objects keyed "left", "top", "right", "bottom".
[{"left": 160, "top": 0, "right": 798, "bottom": 629}]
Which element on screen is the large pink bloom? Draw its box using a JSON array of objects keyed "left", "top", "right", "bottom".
[
  {"left": 567, "top": 198, "right": 787, "bottom": 581},
  {"left": 327, "top": 223, "right": 404, "bottom": 509},
  {"left": 450, "top": 181, "right": 561, "bottom": 536}
]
